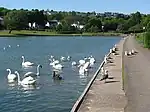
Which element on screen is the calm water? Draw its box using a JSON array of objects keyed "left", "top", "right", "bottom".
[{"left": 0, "top": 36, "right": 120, "bottom": 112}]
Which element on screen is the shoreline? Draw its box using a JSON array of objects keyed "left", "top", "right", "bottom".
[
  {"left": 0, "top": 30, "right": 123, "bottom": 37},
  {"left": 71, "top": 38, "right": 127, "bottom": 112}
]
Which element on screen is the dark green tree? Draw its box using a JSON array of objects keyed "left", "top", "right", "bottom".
[{"left": 4, "top": 10, "right": 28, "bottom": 33}]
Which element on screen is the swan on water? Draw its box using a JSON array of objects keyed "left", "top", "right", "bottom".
[
  {"left": 67, "top": 56, "right": 71, "bottom": 61},
  {"left": 22, "top": 56, "right": 34, "bottom": 67},
  {"left": 7, "top": 69, "right": 17, "bottom": 82},
  {"left": 60, "top": 56, "right": 66, "bottom": 62},
  {"left": 8, "top": 45, "right": 11, "bottom": 48},
  {"left": 24, "top": 65, "right": 42, "bottom": 77},
  {"left": 49, "top": 59, "right": 60, "bottom": 66},
  {"left": 15, "top": 71, "right": 36, "bottom": 86},
  {"left": 72, "top": 61, "right": 77, "bottom": 66}
]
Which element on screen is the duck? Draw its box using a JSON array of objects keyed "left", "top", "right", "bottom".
[
  {"left": 6, "top": 69, "right": 17, "bottom": 83},
  {"left": 21, "top": 56, "right": 34, "bottom": 67}
]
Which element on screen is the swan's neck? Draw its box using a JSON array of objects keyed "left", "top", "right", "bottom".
[
  {"left": 22, "top": 57, "right": 25, "bottom": 63},
  {"left": 8, "top": 70, "right": 11, "bottom": 75},
  {"left": 36, "top": 66, "right": 40, "bottom": 75},
  {"left": 16, "top": 72, "right": 21, "bottom": 84}
]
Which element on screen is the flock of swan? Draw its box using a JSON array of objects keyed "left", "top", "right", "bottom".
[
  {"left": 5, "top": 43, "right": 125, "bottom": 88},
  {"left": 6, "top": 51, "right": 97, "bottom": 88}
]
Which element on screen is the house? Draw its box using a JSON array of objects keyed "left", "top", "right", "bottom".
[
  {"left": 0, "top": 17, "right": 4, "bottom": 25},
  {"left": 71, "top": 23, "right": 84, "bottom": 30},
  {"left": 45, "top": 20, "right": 60, "bottom": 28}
]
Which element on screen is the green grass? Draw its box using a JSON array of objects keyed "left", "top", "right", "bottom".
[
  {"left": 136, "top": 33, "right": 144, "bottom": 44},
  {"left": 0, "top": 30, "right": 122, "bottom": 37}
]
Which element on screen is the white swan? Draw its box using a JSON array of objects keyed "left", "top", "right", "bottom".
[
  {"left": 22, "top": 56, "right": 34, "bottom": 67},
  {"left": 67, "top": 56, "right": 71, "bottom": 61},
  {"left": 53, "top": 63, "right": 63, "bottom": 70},
  {"left": 49, "top": 59, "right": 60, "bottom": 66},
  {"left": 60, "top": 56, "right": 66, "bottom": 62},
  {"left": 24, "top": 65, "right": 42, "bottom": 77},
  {"left": 78, "top": 60, "right": 86, "bottom": 67},
  {"left": 72, "top": 61, "right": 77, "bottom": 66},
  {"left": 7, "top": 69, "right": 17, "bottom": 82},
  {"left": 15, "top": 71, "right": 36, "bottom": 86},
  {"left": 124, "top": 51, "right": 128, "bottom": 56}
]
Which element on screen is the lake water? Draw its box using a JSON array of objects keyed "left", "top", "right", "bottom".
[{"left": 0, "top": 36, "right": 120, "bottom": 112}]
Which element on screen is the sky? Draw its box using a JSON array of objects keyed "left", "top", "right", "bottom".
[{"left": 1, "top": 0, "right": 150, "bottom": 14}]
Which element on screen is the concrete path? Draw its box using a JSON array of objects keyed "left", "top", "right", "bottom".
[
  {"left": 124, "top": 36, "right": 150, "bottom": 112},
  {"left": 78, "top": 38, "right": 126, "bottom": 112}
]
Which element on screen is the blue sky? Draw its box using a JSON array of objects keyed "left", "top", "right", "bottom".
[{"left": 1, "top": 0, "right": 150, "bottom": 14}]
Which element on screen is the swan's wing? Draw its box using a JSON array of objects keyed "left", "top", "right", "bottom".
[
  {"left": 8, "top": 74, "right": 16, "bottom": 80},
  {"left": 24, "top": 72, "right": 34, "bottom": 77},
  {"left": 24, "top": 61, "right": 34, "bottom": 66}
]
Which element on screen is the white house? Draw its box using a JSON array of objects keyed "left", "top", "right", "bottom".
[
  {"left": 71, "top": 23, "right": 84, "bottom": 30},
  {"left": 0, "top": 17, "right": 4, "bottom": 25}
]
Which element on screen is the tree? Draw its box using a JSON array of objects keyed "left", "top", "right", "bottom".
[{"left": 4, "top": 10, "right": 28, "bottom": 33}]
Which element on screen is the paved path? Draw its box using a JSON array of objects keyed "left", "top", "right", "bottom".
[
  {"left": 78, "top": 38, "right": 126, "bottom": 112},
  {"left": 124, "top": 36, "right": 150, "bottom": 112}
]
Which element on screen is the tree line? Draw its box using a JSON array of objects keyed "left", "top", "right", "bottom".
[{"left": 0, "top": 7, "right": 150, "bottom": 34}]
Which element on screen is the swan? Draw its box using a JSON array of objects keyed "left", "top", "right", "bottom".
[
  {"left": 67, "top": 56, "right": 71, "bottom": 61},
  {"left": 60, "top": 56, "right": 66, "bottom": 62},
  {"left": 7, "top": 69, "right": 17, "bottom": 82},
  {"left": 24, "top": 65, "right": 42, "bottom": 77},
  {"left": 22, "top": 56, "right": 34, "bottom": 67},
  {"left": 72, "top": 61, "right": 77, "bottom": 66},
  {"left": 100, "top": 70, "right": 108, "bottom": 83},
  {"left": 49, "top": 59, "right": 60, "bottom": 66},
  {"left": 124, "top": 51, "right": 128, "bottom": 56},
  {"left": 79, "top": 62, "right": 90, "bottom": 75},
  {"left": 128, "top": 51, "right": 132, "bottom": 55},
  {"left": 100, "top": 67, "right": 104, "bottom": 74},
  {"left": 131, "top": 49, "right": 135, "bottom": 54},
  {"left": 15, "top": 71, "right": 36, "bottom": 86},
  {"left": 53, "top": 63, "right": 63, "bottom": 70},
  {"left": 89, "top": 57, "right": 96, "bottom": 66},
  {"left": 8, "top": 45, "right": 11, "bottom": 48},
  {"left": 78, "top": 60, "right": 86, "bottom": 67}
]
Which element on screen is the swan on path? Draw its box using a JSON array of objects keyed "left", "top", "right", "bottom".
[
  {"left": 15, "top": 71, "right": 36, "bottom": 86},
  {"left": 100, "top": 70, "right": 108, "bottom": 83},
  {"left": 24, "top": 65, "right": 42, "bottom": 77},
  {"left": 124, "top": 51, "right": 128, "bottom": 56},
  {"left": 7, "top": 69, "right": 17, "bottom": 82},
  {"left": 22, "top": 56, "right": 34, "bottom": 67}
]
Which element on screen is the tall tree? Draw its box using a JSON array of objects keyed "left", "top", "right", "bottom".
[{"left": 4, "top": 10, "right": 28, "bottom": 33}]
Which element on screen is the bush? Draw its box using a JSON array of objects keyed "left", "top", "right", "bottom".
[{"left": 144, "top": 31, "right": 150, "bottom": 48}]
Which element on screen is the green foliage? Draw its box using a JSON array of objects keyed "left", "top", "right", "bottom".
[
  {"left": 144, "top": 31, "right": 150, "bottom": 48},
  {"left": 0, "top": 7, "right": 149, "bottom": 34},
  {"left": 4, "top": 10, "right": 28, "bottom": 32}
]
